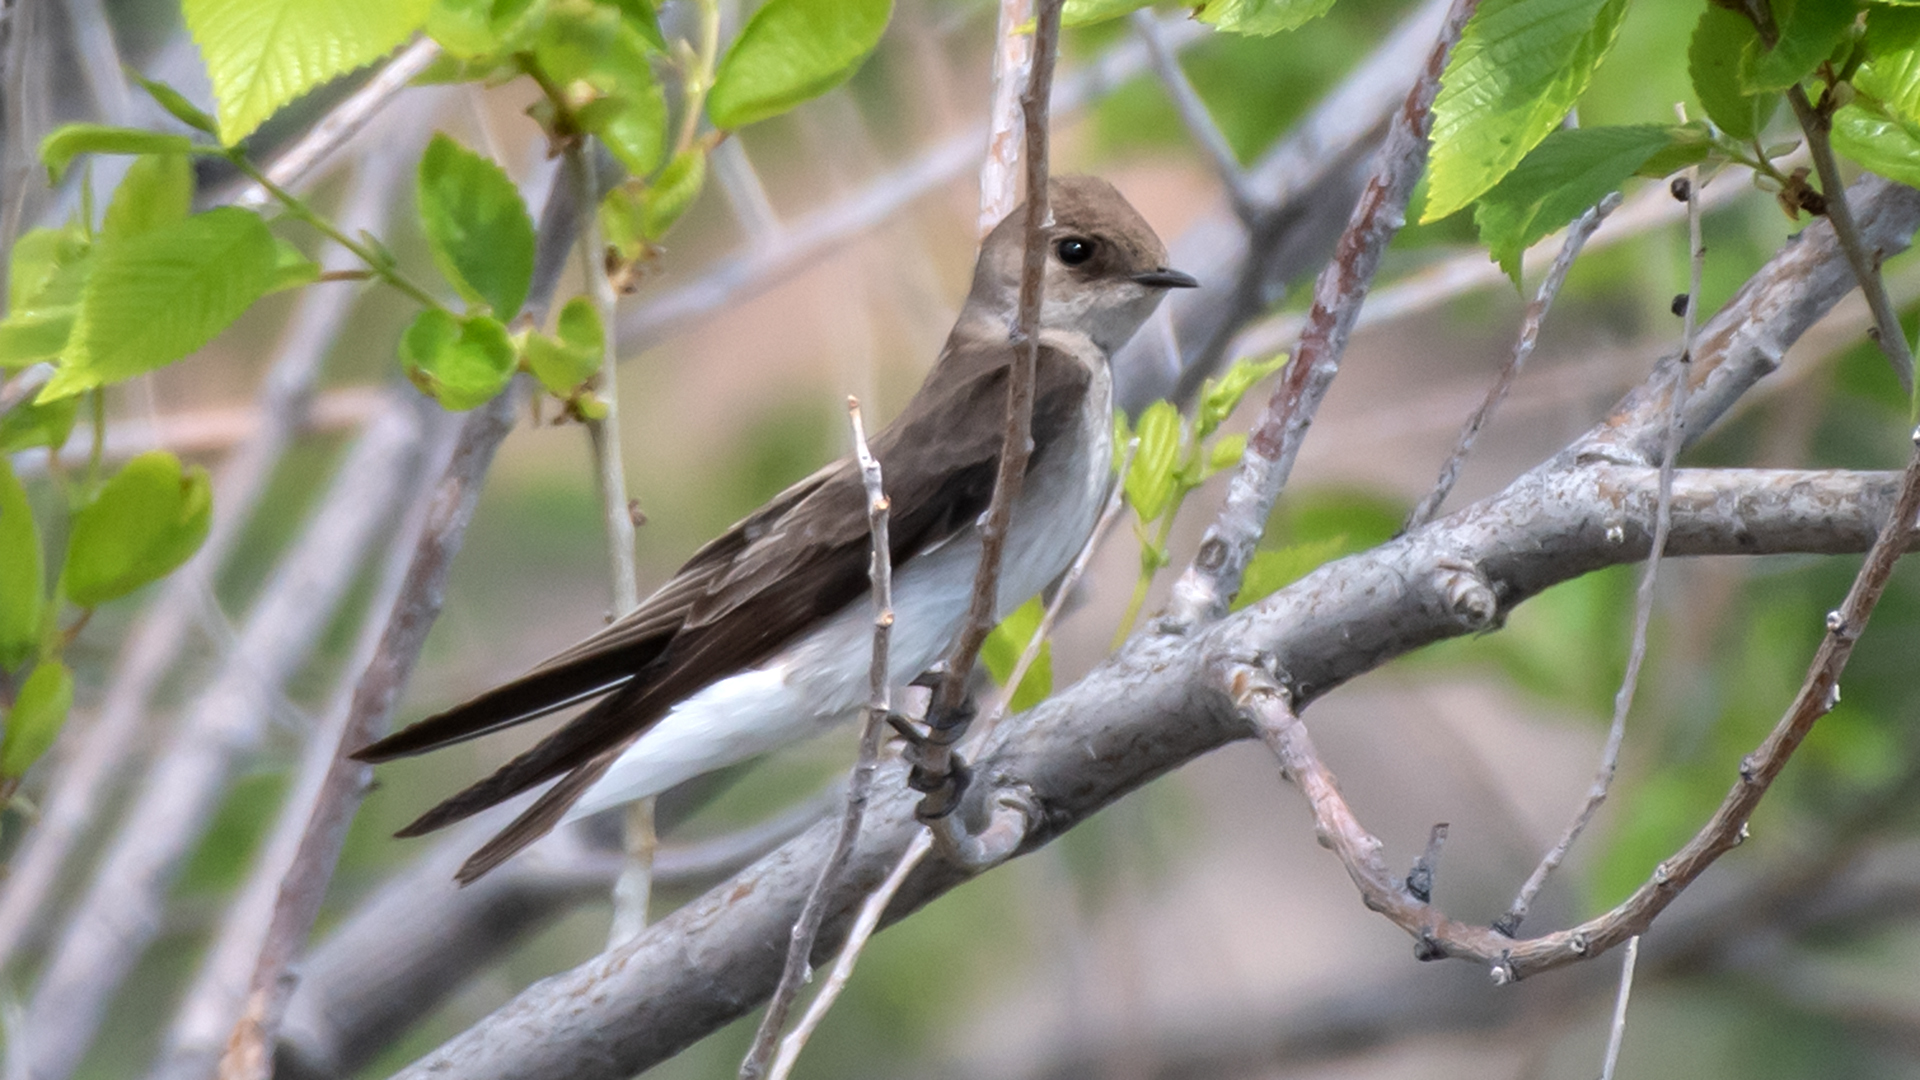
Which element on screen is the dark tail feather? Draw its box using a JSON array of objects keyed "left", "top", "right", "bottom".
[
  {"left": 392, "top": 687, "right": 650, "bottom": 838},
  {"left": 455, "top": 746, "right": 625, "bottom": 884},
  {"left": 353, "top": 668, "right": 635, "bottom": 763}
]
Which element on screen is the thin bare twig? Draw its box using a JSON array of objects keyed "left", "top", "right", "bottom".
[
  {"left": 0, "top": 361, "right": 50, "bottom": 418},
  {"left": 1599, "top": 935, "right": 1640, "bottom": 1080},
  {"left": 1129, "top": 9, "right": 1256, "bottom": 222},
  {"left": 1405, "top": 192, "right": 1620, "bottom": 530},
  {"left": 768, "top": 828, "right": 934, "bottom": 1080},
  {"left": 975, "top": 439, "right": 1135, "bottom": 743},
  {"left": 1164, "top": 0, "right": 1478, "bottom": 630},
  {"left": 564, "top": 140, "right": 652, "bottom": 948},
  {"left": 739, "top": 398, "right": 894, "bottom": 1079},
  {"left": 1498, "top": 169, "right": 1701, "bottom": 936},
  {"left": 1787, "top": 84, "right": 1917, "bottom": 397},
  {"left": 914, "top": 0, "right": 1063, "bottom": 823}
]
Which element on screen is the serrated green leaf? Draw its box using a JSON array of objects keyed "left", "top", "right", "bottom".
[
  {"left": 707, "top": 0, "right": 893, "bottom": 130},
  {"left": 1741, "top": 0, "right": 1861, "bottom": 93},
  {"left": 100, "top": 154, "right": 194, "bottom": 244},
  {"left": 1062, "top": 0, "right": 1150, "bottom": 27},
  {"left": 1233, "top": 535, "right": 1348, "bottom": 611},
  {"left": 0, "top": 460, "right": 43, "bottom": 671},
  {"left": 980, "top": 596, "right": 1053, "bottom": 712},
  {"left": 1198, "top": 353, "right": 1286, "bottom": 436},
  {"left": 39, "top": 125, "right": 194, "bottom": 182},
  {"left": 639, "top": 149, "right": 706, "bottom": 239},
  {"left": 1475, "top": 124, "right": 1687, "bottom": 283},
  {"left": 417, "top": 134, "right": 535, "bottom": 318},
  {"left": 1195, "top": 0, "right": 1337, "bottom": 36},
  {"left": 401, "top": 309, "right": 517, "bottom": 409},
  {"left": 61, "top": 450, "right": 212, "bottom": 607},
  {"left": 266, "top": 238, "right": 321, "bottom": 294},
  {"left": 606, "top": 0, "right": 666, "bottom": 50},
  {"left": 185, "top": 0, "right": 434, "bottom": 145},
  {"left": 0, "top": 310, "right": 75, "bottom": 369},
  {"left": 134, "top": 75, "right": 221, "bottom": 135},
  {"left": 1, "top": 661, "right": 72, "bottom": 778},
  {"left": 42, "top": 207, "right": 278, "bottom": 400},
  {"left": 1830, "top": 101, "right": 1920, "bottom": 185},
  {"left": 1858, "top": 11, "right": 1920, "bottom": 126},
  {"left": 1423, "top": 0, "right": 1631, "bottom": 223},
  {"left": 1690, "top": 5, "right": 1777, "bottom": 141},
  {"left": 0, "top": 394, "right": 79, "bottom": 455},
  {"left": 1125, "top": 400, "right": 1182, "bottom": 522},
  {"left": 526, "top": 296, "right": 604, "bottom": 395},
  {"left": 8, "top": 226, "right": 89, "bottom": 313}
]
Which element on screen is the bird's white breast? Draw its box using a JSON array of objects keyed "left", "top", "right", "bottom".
[{"left": 566, "top": 346, "right": 1114, "bottom": 821}]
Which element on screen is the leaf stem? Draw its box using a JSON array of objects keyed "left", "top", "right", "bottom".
[
  {"left": 675, "top": 0, "right": 722, "bottom": 156},
  {"left": 225, "top": 152, "right": 444, "bottom": 311}
]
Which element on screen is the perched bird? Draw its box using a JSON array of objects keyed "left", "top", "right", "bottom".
[{"left": 355, "top": 176, "right": 1198, "bottom": 883}]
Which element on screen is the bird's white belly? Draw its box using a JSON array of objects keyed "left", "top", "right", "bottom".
[{"left": 567, "top": 367, "right": 1112, "bottom": 821}]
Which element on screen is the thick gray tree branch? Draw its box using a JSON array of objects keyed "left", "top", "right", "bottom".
[{"left": 377, "top": 175, "right": 1920, "bottom": 1080}]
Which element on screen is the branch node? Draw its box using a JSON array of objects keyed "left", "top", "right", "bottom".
[
  {"left": 1435, "top": 561, "right": 1497, "bottom": 629},
  {"left": 1489, "top": 953, "right": 1517, "bottom": 986},
  {"left": 1404, "top": 822, "right": 1448, "bottom": 903},
  {"left": 1411, "top": 930, "right": 1446, "bottom": 962}
]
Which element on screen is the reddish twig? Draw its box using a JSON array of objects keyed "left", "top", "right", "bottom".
[
  {"left": 1164, "top": 0, "right": 1479, "bottom": 629},
  {"left": 913, "top": 0, "right": 1063, "bottom": 824}
]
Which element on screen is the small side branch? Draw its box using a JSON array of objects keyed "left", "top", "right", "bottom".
[
  {"left": 1498, "top": 171, "right": 1700, "bottom": 935},
  {"left": 1164, "top": 0, "right": 1478, "bottom": 630},
  {"left": 1130, "top": 9, "right": 1257, "bottom": 222},
  {"left": 1787, "top": 84, "right": 1917, "bottom": 396},
  {"left": 1406, "top": 192, "right": 1620, "bottom": 530},
  {"left": 738, "top": 399, "right": 894, "bottom": 1080}
]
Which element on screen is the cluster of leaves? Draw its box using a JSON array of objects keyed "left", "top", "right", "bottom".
[
  {"left": 0, "top": 0, "right": 903, "bottom": 790},
  {"left": 1423, "top": 0, "right": 1920, "bottom": 303}
]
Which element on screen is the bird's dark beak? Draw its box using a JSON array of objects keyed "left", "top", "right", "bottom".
[{"left": 1131, "top": 267, "right": 1200, "bottom": 289}]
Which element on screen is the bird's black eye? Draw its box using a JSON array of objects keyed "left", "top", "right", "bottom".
[{"left": 1055, "top": 237, "right": 1096, "bottom": 266}]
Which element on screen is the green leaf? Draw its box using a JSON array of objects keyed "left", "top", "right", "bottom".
[
  {"left": 1207, "top": 432, "right": 1247, "bottom": 474},
  {"left": 1741, "top": 0, "right": 1861, "bottom": 93},
  {"left": 1858, "top": 10, "right": 1920, "bottom": 126},
  {"left": 417, "top": 133, "right": 536, "bottom": 318},
  {"left": 185, "top": 0, "right": 434, "bottom": 145},
  {"left": 39, "top": 124, "right": 193, "bottom": 182},
  {"left": 1124, "top": 400, "right": 1182, "bottom": 522},
  {"left": 43, "top": 207, "right": 279, "bottom": 400},
  {"left": 0, "top": 310, "right": 75, "bottom": 369},
  {"left": 1, "top": 661, "right": 73, "bottom": 778},
  {"left": 8, "top": 225, "right": 89, "bottom": 313},
  {"left": 1233, "top": 535, "right": 1348, "bottom": 611},
  {"left": 707, "top": 0, "right": 893, "bottom": 130},
  {"left": 1689, "top": 4, "right": 1777, "bottom": 141},
  {"left": 525, "top": 296, "right": 604, "bottom": 395},
  {"left": 1830, "top": 101, "right": 1920, "bottom": 185},
  {"left": 577, "top": 86, "right": 669, "bottom": 177},
  {"left": 0, "top": 460, "right": 43, "bottom": 671},
  {"left": 100, "top": 154, "right": 194, "bottom": 244},
  {"left": 0, "top": 395, "right": 79, "bottom": 455},
  {"left": 980, "top": 596, "right": 1053, "bottom": 712},
  {"left": 1197, "top": 353, "right": 1286, "bottom": 436},
  {"left": 1061, "top": 0, "right": 1149, "bottom": 27},
  {"left": 639, "top": 149, "right": 707, "bottom": 239},
  {"left": 266, "top": 238, "right": 322, "bottom": 294},
  {"left": 1194, "top": 0, "right": 1337, "bottom": 36},
  {"left": 60, "top": 450, "right": 213, "bottom": 607},
  {"left": 134, "top": 74, "right": 221, "bottom": 135},
  {"left": 1423, "top": 0, "right": 1631, "bottom": 223},
  {"left": 401, "top": 309, "right": 517, "bottom": 409},
  {"left": 1475, "top": 124, "right": 1693, "bottom": 283},
  {"left": 606, "top": 0, "right": 666, "bottom": 50}
]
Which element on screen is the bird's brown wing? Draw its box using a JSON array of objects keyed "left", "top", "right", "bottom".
[{"left": 364, "top": 343, "right": 1093, "bottom": 875}]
